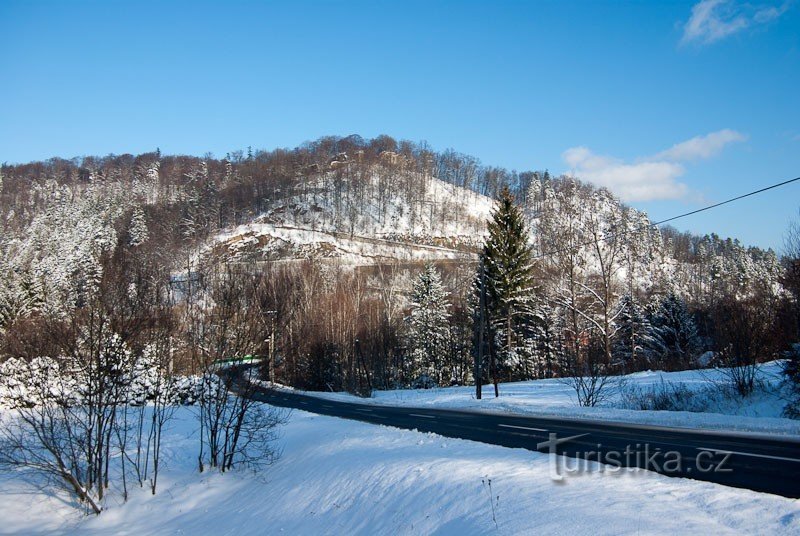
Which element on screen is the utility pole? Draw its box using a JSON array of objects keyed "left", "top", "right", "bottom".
[
  {"left": 265, "top": 310, "right": 277, "bottom": 383},
  {"left": 355, "top": 338, "right": 372, "bottom": 395}
]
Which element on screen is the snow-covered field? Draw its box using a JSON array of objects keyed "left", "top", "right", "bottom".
[
  {"left": 2, "top": 404, "right": 799, "bottom": 535},
  {"left": 2, "top": 362, "right": 799, "bottom": 534},
  {"left": 308, "top": 361, "right": 800, "bottom": 436}
]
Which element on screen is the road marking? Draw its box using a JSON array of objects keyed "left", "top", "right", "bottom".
[
  {"left": 696, "top": 448, "right": 800, "bottom": 463},
  {"left": 499, "top": 424, "right": 547, "bottom": 433},
  {"left": 355, "top": 408, "right": 373, "bottom": 413},
  {"left": 537, "top": 433, "right": 590, "bottom": 450},
  {"left": 409, "top": 413, "right": 436, "bottom": 419},
  {"left": 321, "top": 404, "right": 334, "bottom": 409}
]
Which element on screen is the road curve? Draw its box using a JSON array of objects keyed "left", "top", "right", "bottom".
[{"left": 231, "top": 368, "right": 800, "bottom": 499}]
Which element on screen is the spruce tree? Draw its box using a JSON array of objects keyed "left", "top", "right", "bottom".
[
  {"left": 508, "top": 301, "right": 552, "bottom": 380},
  {"left": 407, "top": 264, "right": 450, "bottom": 386},
  {"left": 478, "top": 186, "right": 539, "bottom": 394},
  {"left": 128, "top": 207, "right": 149, "bottom": 247},
  {"left": 648, "top": 293, "right": 700, "bottom": 370},
  {"left": 612, "top": 294, "right": 654, "bottom": 373}
]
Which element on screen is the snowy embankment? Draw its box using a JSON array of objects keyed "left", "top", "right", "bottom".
[
  {"left": 2, "top": 405, "right": 799, "bottom": 535},
  {"left": 308, "top": 361, "right": 800, "bottom": 436}
]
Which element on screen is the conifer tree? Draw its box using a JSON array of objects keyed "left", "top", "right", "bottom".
[
  {"left": 612, "top": 294, "right": 654, "bottom": 373},
  {"left": 128, "top": 207, "right": 149, "bottom": 247},
  {"left": 407, "top": 263, "right": 450, "bottom": 386},
  {"left": 478, "top": 187, "right": 539, "bottom": 394},
  {"left": 648, "top": 293, "right": 700, "bottom": 370}
]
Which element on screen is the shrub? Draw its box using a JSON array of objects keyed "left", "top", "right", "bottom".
[
  {"left": 782, "top": 344, "right": 800, "bottom": 419},
  {"left": 620, "top": 379, "right": 709, "bottom": 413}
]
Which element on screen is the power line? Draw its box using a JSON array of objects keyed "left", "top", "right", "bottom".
[
  {"left": 532, "top": 175, "right": 800, "bottom": 260},
  {"left": 652, "top": 176, "right": 800, "bottom": 226}
]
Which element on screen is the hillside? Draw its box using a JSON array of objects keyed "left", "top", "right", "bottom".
[
  {"left": 0, "top": 136, "right": 798, "bottom": 531},
  {"left": 208, "top": 170, "right": 493, "bottom": 266},
  {"left": 0, "top": 135, "right": 792, "bottom": 392}
]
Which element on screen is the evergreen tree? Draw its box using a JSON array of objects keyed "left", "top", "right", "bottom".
[
  {"left": 128, "top": 344, "right": 162, "bottom": 405},
  {"left": 508, "top": 300, "right": 553, "bottom": 379},
  {"left": 537, "top": 302, "right": 565, "bottom": 378},
  {"left": 612, "top": 294, "right": 654, "bottom": 372},
  {"left": 407, "top": 264, "right": 450, "bottom": 386},
  {"left": 478, "top": 187, "right": 540, "bottom": 392},
  {"left": 782, "top": 345, "right": 800, "bottom": 418},
  {"left": 648, "top": 293, "right": 701, "bottom": 370},
  {"left": 128, "top": 207, "right": 149, "bottom": 247}
]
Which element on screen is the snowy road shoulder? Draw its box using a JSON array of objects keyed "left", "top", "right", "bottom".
[{"left": 301, "top": 362, "right": 800, "bottom": 437}]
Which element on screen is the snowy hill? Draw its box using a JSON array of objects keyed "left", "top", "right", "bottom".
[{"left": 208, "top": 171, "right": 494, "bottom": 266}]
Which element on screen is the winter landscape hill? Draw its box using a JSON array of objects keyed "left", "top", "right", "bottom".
[
  {"left": 209, "top": 169, "right": 493, "bottom": 266},
  {"left": 0, "top": 136, "right": 792, "bottom": 389},
  {"left": 0, "top": 135, "right": 783, "bottom": 319},
  {"left": 4, "top": 0, "right": 800, "bottom": 532},
  {"left": 1, "top": 135, "right": 799, "bottom": 533}
]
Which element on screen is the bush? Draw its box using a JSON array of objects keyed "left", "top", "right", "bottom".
[
  {"left": 782, "top": 344, "right": 800, "bottom": 419},
  {"left": 411, "top": 373, "right": 437, "bottom": 389},
  {"left": 620, "top": 379, "right": 709, "bottom": 412}
]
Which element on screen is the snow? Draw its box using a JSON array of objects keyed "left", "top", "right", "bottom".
[
  {"left": 2, "top": 405, "right": 799, "bottom": 535},
  {"left": 307, "top": 361, "right": 800, "bottom": 436},
  {"left": 213, "top": 223, "right": 478, "bottom": 266},
  {"left": 208, "top": 171, "right": 494, "bottom": 266}
]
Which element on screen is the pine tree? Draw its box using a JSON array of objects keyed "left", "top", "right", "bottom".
[
  {"left": 612, "top": 294, "right": 655, "bottom": 372},
  {"left": 128, "top": 344, "right": 162, "bottom": 405},
  {"left": 128, "top": 207, "right": 149, "bottom": 247},
  {"left": 533, "top": 300, "right": 561, "bottom": 378},
  {"left": 507, "top": 300, "right": 553, "bottom": 380},
  {"left": 407, "top": 264, "right": 450, "bottom": 386},
  {"left": 478, "top": 186, "right": 540, "bottom": 393},
  {"left": 648, "top": 293, "right": 700, "bottom": 370}
]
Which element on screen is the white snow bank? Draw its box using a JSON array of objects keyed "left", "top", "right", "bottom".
[{"left": 1, "top": 406, "right": 798, "bottom": 535}]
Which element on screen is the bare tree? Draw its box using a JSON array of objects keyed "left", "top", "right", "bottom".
[
  {"left": 560, "top": 334, "right": 615, "bottom": 407},
  {"left": 783, "top": 208, "right": 800, "bottom": 336},
  {"left": 0, "top": 356, "right": 103, "bottom": 514},
  {"left": 712, "top": 289, "right": 784, "bottom": 397},
  {"left": 189, "top": 266, "right": 287, "bottom": 472},
  {"left": 0, "top": 306, "right": 136, "bottom": 515}
]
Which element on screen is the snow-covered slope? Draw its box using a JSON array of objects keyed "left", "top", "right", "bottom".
[
  {"left": 209, "top": 172, "right": 494, "bottom": 266},
  {"left": 2, "top": 405, "right": 798, "bottom": 535},
  {"left": 212, "top": 223, "right": 479, "bottom": 265}
]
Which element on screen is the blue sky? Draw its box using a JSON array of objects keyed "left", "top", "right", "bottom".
[{"left": 1, "top": 0, "right": 798, "bottom": 250}]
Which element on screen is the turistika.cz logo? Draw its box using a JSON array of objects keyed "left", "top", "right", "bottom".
[{"left": 536, "top": 432, "right": 733, "bottom": 481}]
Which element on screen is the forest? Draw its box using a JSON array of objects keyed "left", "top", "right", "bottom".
[
  {"left": 2, "top": 133, "right": 799, "bottom": 513},
  {"left": 0, "top": 134, "right": 798, "bottom": 403}
]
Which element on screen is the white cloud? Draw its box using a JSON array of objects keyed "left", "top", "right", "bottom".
[
  {"left": 655, "top": 129, "right": 747, "bottom": 161},
  {"left": 753, "top": 3, "right": 791, "bottom": 22},
  {"left": 562, "top": 129, "right": 746, "bottom": 202},
  {"left": 563, "top": 147, "right": 688, "bottom": 202},
  {"left": 681, "top": 0, "right": 790, "bottom": 45}
]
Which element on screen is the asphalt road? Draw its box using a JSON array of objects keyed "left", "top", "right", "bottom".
[{"left": 231, "top": 369, "right": 800, "bottom": 499}]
